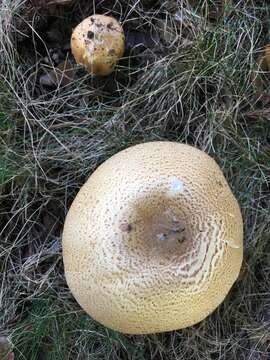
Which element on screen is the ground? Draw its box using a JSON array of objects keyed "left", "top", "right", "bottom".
[{"left": 0, "top": 0, "right": 269, "bottom": 359}]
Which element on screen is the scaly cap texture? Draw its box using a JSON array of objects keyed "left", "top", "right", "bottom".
[{"left": 63, "top": 141, "right": 243, "bottom": 334}]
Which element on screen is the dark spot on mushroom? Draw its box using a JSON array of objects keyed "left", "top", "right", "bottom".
[
  {"left": 107, "top": 22, "right": 116, "bottom": 31},
  {"left": 90, "top": 17, "right": 95, "bottom": 23},
  {"left": 172, "top": 227, "right": 185, "bottom": 234},
  {"left": 87, "top": 31, "right": 94, "bottom": 39},
  {"left": 108, "top": 48, "right": 116, "bottom": 55},
  {"left": 96, "top": 22, "right": 103, "bottom": 28},
  {"left": 120, "top": 223, "right": 132, "bottom": 232}
]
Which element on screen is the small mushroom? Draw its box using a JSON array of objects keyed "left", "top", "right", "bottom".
[
  {"left": 253, "top": 44, "right": 270, "bottom": 98},
  {"left": 71, "top": 15, "right": 125, "bottom": 76},
  {"left": 62, "top": 141, "right": 243, "bottom": 334}
]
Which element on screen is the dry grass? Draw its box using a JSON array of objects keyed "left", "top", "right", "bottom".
[{"left": 0, "top": 0, "right": 270, "bottom": 359}]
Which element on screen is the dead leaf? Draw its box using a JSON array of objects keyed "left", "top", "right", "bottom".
[
  {"left": 0, "top": 337, "right": 14, "bottom": 360},
  {"left": 245, "top": 108, "right": 270, "bottom": 120},
  {"left": 237, "top": 261, "right": 249, "bottom": 281},
  {"left": 40, "top": 60, "right": 74, "bottom": 87}
]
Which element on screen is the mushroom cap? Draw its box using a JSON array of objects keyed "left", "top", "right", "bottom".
[
  {"left": 264, "top": 44, "right": 270, "bottom": 70},
  {"left": 71, "top": 15, "right": 125, "bottom": 76},
  {"left": 62, "top": 141, "right": 243, "bottom": 334}
]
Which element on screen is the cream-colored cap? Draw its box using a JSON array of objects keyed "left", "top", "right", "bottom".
[
  {"left": 63, "top": 141, "right": 243, "bottom": 334},
  {"left": 71, "top": 15, "right": 125, "bottom": 76}
]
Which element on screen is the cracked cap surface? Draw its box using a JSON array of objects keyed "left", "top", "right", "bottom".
[{"left": 62, "top": 141, "right": 243, "bottom": 334}]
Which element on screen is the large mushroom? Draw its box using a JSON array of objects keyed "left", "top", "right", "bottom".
[
  {"left": 71, "top": 15, "right": 125, "bottom": 76},
  {"left": 62, "top": 141, "right": 243, "bottom": 334}
]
